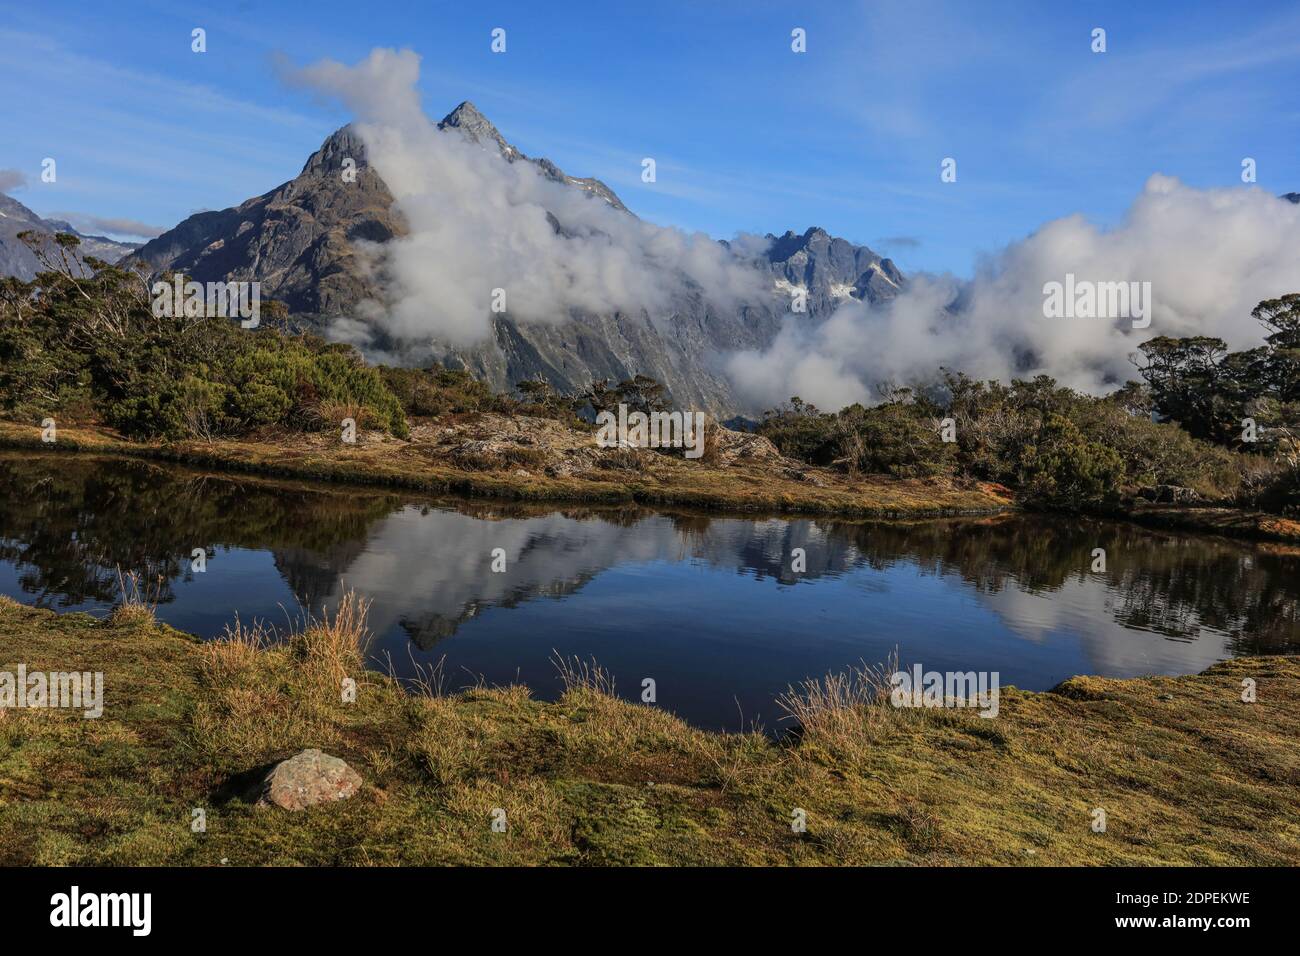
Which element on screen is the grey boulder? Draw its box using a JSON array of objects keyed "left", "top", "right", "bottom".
[{"left": 257, "top": 749, "right": 362, "bottom": 811}]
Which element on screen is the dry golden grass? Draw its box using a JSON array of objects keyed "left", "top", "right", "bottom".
[
  {"left": 315, "top": 399, "right": 368, "bottom": 432},
  {"left": 552, "top": 652, "right": 618, "bottom": 697},
  {"left": 289, "top": 589, "right": 374, "bottom": 688},
  {"left": 189, "top": 590, "right": 373, "bottom": 772},
  {"left": 106, "top": 569, "right": 160, "bottom": 626},
  {"left": 777, "top": 652, "right": 899, "bottom": 754},
  {"left": 2, "top": 595, "right": 1298, "bottom": 866},
  {"left": 201, "top": 614, "right": 273, "bottom": 681}
]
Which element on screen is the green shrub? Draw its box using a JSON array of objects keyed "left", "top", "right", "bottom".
[
  {"left": 1015, "top": 414, "right": 1125, "bottom": 506},
  {"left": 760, "top": 373, "right": 1246, "bottom": 507},
  {"left": 835, "top": 401, "right": 954, "bottom": 478},
  {"left": 0, "top": 241, "right": 409, "bottom": 442},
  {"left": 379, "top": 366, "right": 503, "bottom": 418},
  {"left": 758, "top": 398, "right": 841, "bottom": 465}
]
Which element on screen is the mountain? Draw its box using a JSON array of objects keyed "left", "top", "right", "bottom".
[
  {"left": 0, "top": 193, "right": 140, "bottom": 280},
  {"left": 440, "top": 101, "right": 627, "bottom": 211},
  {"left": 754, "top": 226, "right": 903, "bottom": 314},
  {"left": 128, "top": 125, "right": 400, "bottom": 317},
  {"left": 130, "top": 102, "right": 900, "bottom": 414},
  {"left": 128, "top": 103, "right": 628, "bottom": 316},
  {"left": 1285, "top": 192, "right": 1300, "bottom": 204}
]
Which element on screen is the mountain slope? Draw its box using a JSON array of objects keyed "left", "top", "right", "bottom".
[
  {"left": 128, "top": 125, "right": 400, "bottom": 316},
  {"left": 130, "top": 102, "right": 899, "bottom": 414},
  {"left": 0, "top": 193, "right": 139, "bottom": 280}
]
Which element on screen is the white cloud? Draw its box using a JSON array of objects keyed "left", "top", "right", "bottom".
[
  {"left": 48, "top": 212, "right": 165, "bottom": 238},
  {"left": 728, "top": 176, "right": 1300, "bottom": 409},
  {"left": 0, "top": 168, "right": 27, "bottom": 194},
  {"left": 283, "top": 48, "right": 771, "bottom": 348}
]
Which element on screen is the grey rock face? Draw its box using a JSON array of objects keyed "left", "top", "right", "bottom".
[
  {"left": 438, "top": 101, "right": 628, "bottom": 211},
  {"left": 0, "top": 193, "right": 139, "bottom": 280},
  {"left": 437, "top": 100, "right": 513, "bottom": 153},
  {"left": 257, "top": 748, "right": 362, "bottom": 811},
  {"left": 128, "top": 102, "right": 900, "bottom": 415},
  {"left": 758, "top": 226, "right": 904, "bottom": 312},
  {"left": 129, "top": 125, "right": 402, "bottom": 317}
]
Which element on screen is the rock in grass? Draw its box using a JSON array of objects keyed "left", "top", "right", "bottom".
[{"left": 258, "top": 749, "right": 362, "bottom": 811}]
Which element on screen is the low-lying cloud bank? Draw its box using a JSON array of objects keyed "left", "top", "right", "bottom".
[
  {"left": 285, "top": 48, "right": 770, "bottom": 348},
  {"left": 283, "top": 49, "right": 1300, "bottom": 412},
  {"left": 729, "top": 176, "right": 1300, "bottom": 410}
]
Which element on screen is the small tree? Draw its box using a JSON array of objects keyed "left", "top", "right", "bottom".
[{"left": 580, "top": 374, "right": 670, "bottom": 416}]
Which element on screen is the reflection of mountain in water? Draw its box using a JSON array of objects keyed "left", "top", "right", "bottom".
[
  {"left": 272, "top": 540, "right": 372, "bottom": 611},
  {"left": 294, "top": 507, "right": 882, "bottom": 650},
  {"left": 397, "top": 569, "right": 602, "bottom": 647},
  {"left": 0, "top": 453, "right": 402, "bottom": 608},
  {"left": 291, "top": 505, "right": 1300, "bottom": 678},
  {"left": 1, "top": 452, "right": 1297, "bottom": 674}
]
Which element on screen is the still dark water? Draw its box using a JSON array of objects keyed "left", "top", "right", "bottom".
[{"left": 2, "top": 452, "right": 1297, "bottom": 730}]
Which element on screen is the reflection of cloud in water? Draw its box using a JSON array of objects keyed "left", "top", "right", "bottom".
[
  {"left": 282, "top": 502, "right": 1298, "bottom": 669},
  {"left": 305, "top": 509, "right": 868, "bottom": 642},
  {"left": 971, "top": 575, "right": 1233, "bottom": 677},
  {"left": 6, "top": 453, "right": 1297, "bottom": 728},
  {"left": 301, "top": 509, "right": 866, "bottom": 647}
]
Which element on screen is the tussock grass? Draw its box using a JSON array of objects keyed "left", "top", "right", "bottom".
[
  {"left": 450, "top": 445, "right": 549, "bottom": 472},
  {"left": 190, "top": 590, "right": 374, "bottom": 772},
  {"left": 106, "top": 569, "right": 160, "bottom": 626},
  {"left": 777, "top": 653, "right": 900, "bottom": 754},
  {"left": 552, "top": 652, "right": 618, "bottom": 697},
  {"left": 1, "top": 597, "right": 1298, "bottom": 866},
  {"left": 201, "top": 615, "right": 272, "bottom": 681},
  {"left": 315, "top": 399, "right": 368, "bottom": 432},
  {"left": 289, "top": 589, "right": 373, "bottom": 688}
]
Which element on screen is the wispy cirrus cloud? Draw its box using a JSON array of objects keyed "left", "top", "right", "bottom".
[
  {"left": 47, "top": 212, "right": 167, "bottom": 239},
  {"left": 0, "top": 27, "right": 323, "bottom": 232},
  {"left": 0, "top": 168, "right": 27, "bottom": 193}
]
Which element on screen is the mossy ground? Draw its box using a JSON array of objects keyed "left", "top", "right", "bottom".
[{"left": 1, "top": 596, "right": 1295, "bottom": 866}]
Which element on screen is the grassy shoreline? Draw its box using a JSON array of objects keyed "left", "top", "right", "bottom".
[
  {"left": 1116, "top": 504, "right": 1300, "bottom": 546},
  {"left": 5, "top": 419, "right": 1300, "bottom": 543},
  {"left": 1, "top": 596, "right": 1296, "bottom": 866},
  {"left": 0, "top": 419, "right": 1013, "bottom": 518}
]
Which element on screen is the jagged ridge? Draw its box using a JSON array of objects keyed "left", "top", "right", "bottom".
[{"left": 127, "top": 103, "right": 900, "bottom": 414}]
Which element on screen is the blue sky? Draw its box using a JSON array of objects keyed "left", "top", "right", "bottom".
[{"left": 1, "top": 0, "right": 1298, "bottom": 274}]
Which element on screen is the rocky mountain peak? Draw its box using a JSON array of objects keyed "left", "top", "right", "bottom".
[
  {"left": 438, "top": 101, "right": 512, "bottom": 156},
  {"left": 1285, "top": 192, "right": 1299, "bottom": 204},
  {"left": 0, "top": 192, "right": 33, "bottom": 221},
  {"left": 302, "top": 124, "right": 370, "bottom": 175},
  {"left": 760, "top": 225, "right": 903, "bottom": 307},
  {"left": 115, "top": 102, "right": 903, "bottom": 415}
]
